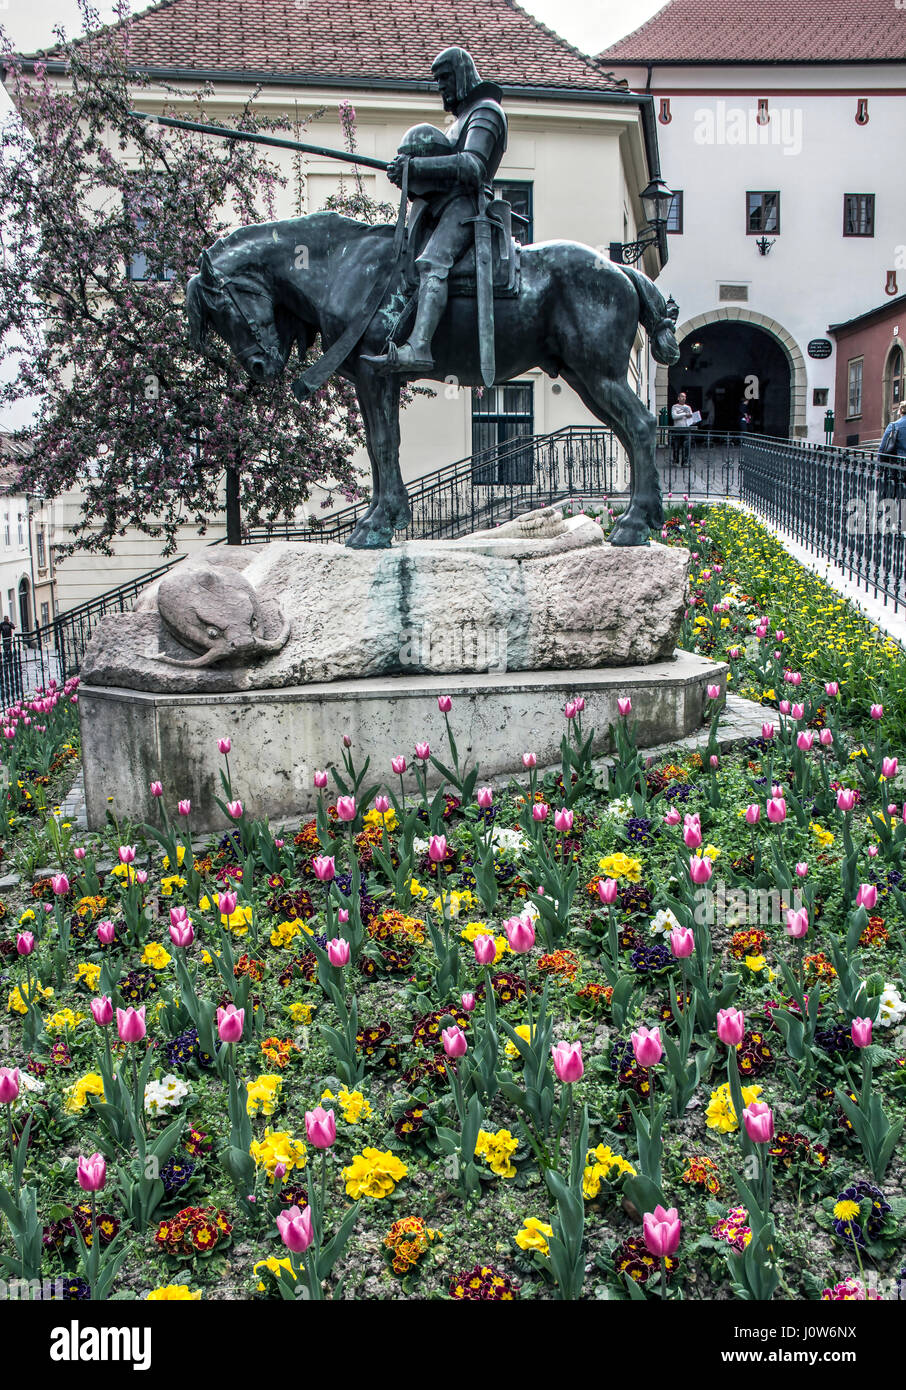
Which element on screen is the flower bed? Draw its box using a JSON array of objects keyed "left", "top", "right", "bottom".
[{"left": 0, "top": 521, "right": 904, "bottom": 1303}]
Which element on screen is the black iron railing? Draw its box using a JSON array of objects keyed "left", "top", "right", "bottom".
[{"left": 739, "top": 435, "right": 906, "bottom": 610}]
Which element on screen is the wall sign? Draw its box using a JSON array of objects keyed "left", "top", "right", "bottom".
[{"left": 807, "top": 339, "right": 833, "bottom": 359}]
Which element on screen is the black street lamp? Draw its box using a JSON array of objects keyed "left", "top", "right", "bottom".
[{"left": 610, "top": 178, "right": 674, "bottom": 265}]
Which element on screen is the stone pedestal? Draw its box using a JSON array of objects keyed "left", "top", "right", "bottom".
[{"left": 79, "top": 651, "right": 728, "bottom": 832}]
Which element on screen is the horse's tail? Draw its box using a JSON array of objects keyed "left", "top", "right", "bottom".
[{"left": 620, "top": 266, "right": 680, "bottom": 365}]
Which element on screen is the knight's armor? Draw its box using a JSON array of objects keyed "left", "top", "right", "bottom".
[{"left": 362, "top": 47, "right": 507, "bottom": 373}]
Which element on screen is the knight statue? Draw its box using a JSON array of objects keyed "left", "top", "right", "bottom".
[{"left": 362, "top": 46, "right": 507, "bottom": 374}]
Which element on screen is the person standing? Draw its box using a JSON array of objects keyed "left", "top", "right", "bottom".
[
  {"left": 671, "top": 392, "right": 694, "bottom": 465},
  {"left": 879, "top": 402, "right": 906, "bottom": 459},
  {"left": 0, "top": 615, "right": 13, "bottom": 655}
]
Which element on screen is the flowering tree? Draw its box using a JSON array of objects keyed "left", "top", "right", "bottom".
[{"left": 0, "top": 2, "right": 382, "bottom": 554}]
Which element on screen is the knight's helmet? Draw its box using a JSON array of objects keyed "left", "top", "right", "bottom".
[{"left": 431, "top": 46, "right": 482, "bottom": 106}]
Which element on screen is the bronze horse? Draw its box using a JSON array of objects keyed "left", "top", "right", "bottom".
[{"left": 186, "top": 212, "right": 679, "bottom": 549}]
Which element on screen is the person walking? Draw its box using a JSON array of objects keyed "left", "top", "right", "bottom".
[
  {"left": 671, "top": 392, "right": 694, "bottom": 465},
  {"left": 0, "top": 615, "right": 13, "bottom": 655},
  {"left": 879, "top": 402, "right": 906, "bottom": 460}
]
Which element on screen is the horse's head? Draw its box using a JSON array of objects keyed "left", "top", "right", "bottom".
[{"left": 186, "top": 246, "right": 298, "bottom": 382}]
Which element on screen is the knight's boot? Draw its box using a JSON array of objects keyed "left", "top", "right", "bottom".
[{"left": 361, "top": 273, "right": 447, "bottom": 373}]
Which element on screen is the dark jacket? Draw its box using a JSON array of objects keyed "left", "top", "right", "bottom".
[{"left": 879, "top": 416, "right": 906, "bottom": 459}]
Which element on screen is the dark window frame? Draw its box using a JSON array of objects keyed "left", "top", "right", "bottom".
[
  {"left": 493, "top": 180, "right": 533, "bottom": 244},
  {"left": 471, "top": 380, "right": 535, "bottom": 485},
  {"left": 746, "top": 190, "right": 780, "bottom": 235},
  {"left": 846, "top": 356, "right": 864, "bottom": 420},
  {"left": 843, "top": 193, "right": 875, "bottom": 238},
  {"left": 666, "top": 191, "right": 683, "bottom": 234}
]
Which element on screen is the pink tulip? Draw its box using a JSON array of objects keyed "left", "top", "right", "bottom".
[
  {"left": 461, "top": 993, "right": 477, "bottom": 1013},
  {"left": 882, "top": 757, "right": 898, "bottom": 779},
  {"left": 227, "top": 800, "right": 244, "bottom": 819},
  {"left": 437, "top": 695, "right": 453, "bottom": 713},
  {"left": 670, "top": 926, "right": 694, "bottom": 959},
  {"left": 374, "top": 794, "right": 391, "bottom": 814},
  {"left": 337, "top": 908, "right": 350, "bottom": 925},
  {"left": 532, "top": 802, "right": 549, "bottom": 822},
  {"left": 837, "top": 788, "right": 857, "bottom": 812},
  {"left": 305, "top": 1106, "right": 337, "bottom": 1149},
  {"left": 617, "top": 697, "right": 632, "bottom": 717},
  {"left": 504, "top": 915, "right": 536, "bottom": 953},
  {"left": 553, "top": 807, "right": 574, "bottom": 834},
  {"left": 476, "top": 786, "right": 494, "bottom": 809},
  {"left": 631, "top": 1025, "right": 663, "bottom": 1068},
  {"left": 169, "top": 920, "right": 194, "bottom": 947},
  {"left": 743, "top": 1101, "right": 775, "bottom": 1144},
  {"left": 761, "top": 722, "right": 775, "bottom": 741},
  {"left": 707, "top": 684, "right": 721, "bottom": 699},
  {"left": 218, "top": 738, "right": 232, "bottom": 755},
  {"left": 728, "top": 646, "right": 741, "bottom": 659},
  {"left": 788, "top": 672, "right": 802, "bottom": 687},
  {"left": 791, "top": 703, "right": 805, "bottom": 720},
  {"left": 767, "top": 798, "right": 787, "bottom": 824},
  {"left": 277, "top": 1204, "right": 313, "bottom": 1253},
  {"left": 473, "top": 935, "right": 497, "bottom": 966},
  {"left": 717, "top": 1007, "right": 745, "bottom": 1046},
  {"left": 170, "top": 905, "right": 189, "bottom": 926},
  {"left": 0, "top": 1068, "right": 19, "bottom": 1104},
  {"left": 597, "top": 878, "right": 619, "bottom": 905},
  {"left": 775, "top": 629, "right": 785, "bottom": 642},
  {"left": 116, "top": 1006, "right": 146, "bottom": 1042},
  {"left": 91, "top": 996, "right": 113, "bottom": 1026},
  {"left": 796, "top": 731, "right": 814, "bottom": 751},
  {"left": 16, "top": 932, "right": 34, "bottom": 956},
  {"left": 778, "top": 700, "right": 791, "bottom": 716},
  {"left": 688, "top": 855, "right": 713, "bottom": 884},
  {"left": 327, "top": 937, "right": 351, "bottom": 967},
  {"left": 663, "top": 806, "right": 681, "bottom": 826},
  {"left": 856, "top": 883, "right": 878, "bottom": 910},
  {"left": 744, "top": 804, "right": 760, "bottom": 825},
  {"left": 820, "top": 728, "right": 834, "bottom": 746},
  {"left": 217, "top": 1004, "right": 245, "bottom": 1043},
  {"left": 218, "top": 890, "right": 238, "bottom": 918},
  {"left": 851, "top": 1017, "right": 873, "bottom": 1049},
  {"left": 795, "top": 861, "right": 809, "bottom": 877},
  {"left": 312, "top": 855, "right": 336, "bottom": 883},
  {"left": 414, "top": 742, "right": 430, "bottom": 760},
  {"left": 824, "top": 682, "right": 839, "bottom": 697},
  {"left": 118, "top": 846, "right": 136, "bottom": 865},
  {"left": 77, "top": 1153, "right": 107, "bottom": 1193},
  {"left": 336, "top": 798, "right": 356, "bottom": 823},
  {"left": 391, "top": 756, "right": 407, "bottom": 775},
  {"left": 136, "top": 870, "right": 149, "bottom": 886},
  {"left": 177, "top": 799, "right": 191, "bottom": 817},
  {"left": 643, "top": 1205, "right": 681, "bottom": 1258},
  {"left": 785, "top": 908, "right": 809, "bottom": 939},
  {"left": 149, "top": 781, "right": 163, "bottom": 798},
  {"left": 73, "top": 847, "right": 87, "bottom": 861},
  {"left": 314, "top": 770, "right": 328, "bottom": 789},
  {"left": 428, "top": 834, "right": 447, "bottom": 862},
  {"left": 710, "top": 755, "right": 719, "bottom": 769},
  {"left": 683, "top": 816, "right": 703, "bottom": 849},
  {"left": 870, "top": 704, "right": 883, "bottom": 720},
  {"left": 522, "top": 752, "right": 537, "bottom": 769},
  {"left": 442, "top": 1025, "right": 468, "bottom": 1058},
  {"left": 575, "top": 696, "right": 586, "bottom": 712},
  {"left": 343, "top": 735, "right": 352, "bottom": 749},
  {"left": 564, "top": 700, "right": 577, "bottom": 720},
  {"left": 96, "top": 920, "right": 116, "bottom": 946},
  {"left": 551, "top": 1041, "right": 584, "bottom": 1083},
  {"left": 52, "top": 873, "right": 70, "bottom": 896}
]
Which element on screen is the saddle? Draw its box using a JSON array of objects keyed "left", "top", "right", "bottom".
[{"left": 402, "top": 197, "right": 521, "bottom": 299}]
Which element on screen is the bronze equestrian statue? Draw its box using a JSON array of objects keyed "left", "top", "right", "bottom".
[{"left": 170, "top": 46, "right": 680, "bottom": 550}]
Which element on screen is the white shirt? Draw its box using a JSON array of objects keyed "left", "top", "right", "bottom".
[{"left": 672, "top": 403, "right": 694, "bottom": 428}]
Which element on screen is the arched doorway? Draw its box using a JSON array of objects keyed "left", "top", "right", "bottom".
[
  {"left": 655, "top": 308, "right": 807, "bottom": 437},
  {"left": 18, "top": 576, "right": 31, "bottom": 634},
  {"left": 883, "top": 341, "right": 905, "bottom": 426}
]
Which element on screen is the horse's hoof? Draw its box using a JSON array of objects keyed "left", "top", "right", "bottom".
[
  {"left": 346, "top": 517, "right": 393, "bottom": 549},
  {"left": 609, "top": 516, "right": 651, "bottom": 547}
]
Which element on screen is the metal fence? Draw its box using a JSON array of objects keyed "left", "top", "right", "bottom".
[{"left": 739, "top": 434, "right": 906, "bottom": 610}]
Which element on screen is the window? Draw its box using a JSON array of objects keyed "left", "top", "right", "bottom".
[
  {"left": 127, "top": 215, "right": 177, "bottom": 283},
  {"left": 40, "top": 602, "right": 49, "bottom": 629},
  {"left": 843, "top": 194, "right": 875, "bottom": 237},
  {"left": 847, "top": 357, "right": 864, "bottom": 418},
  {"left": 813, "top": 388, "right": 829, "bottom": 406},
  {"left": 2, "top": 517, "right": 8, "bottom": 547},
  {"left": 17, "top": 514, "right": 23, "bottom": 546},
  {"left": 493, "top": 181, "right": 533, "bottom": 244},
  {"left": 125, "top": 179, "right": 177, "bottom": 283},
  {"left": 747, "top": 191, "right": 780, "bottom": 235},
  {"left": 36, "top": 529, "right": 46, "bottom": 569},
  {"left": 666, "top": 191, "right": 683, "bottom": 234},
  {"left": 6, "top": 589, "right": 12, "bottom": 618},
  {"left": 472, "top": 382, "right": 535, "bottom": 485},
  {"left": 885, "top": 343, "right": 904, "bottom": 423}
]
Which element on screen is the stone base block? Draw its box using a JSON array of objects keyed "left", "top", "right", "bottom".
[{"left": 79, "top": 650, "right": 728, "bottom": 832}]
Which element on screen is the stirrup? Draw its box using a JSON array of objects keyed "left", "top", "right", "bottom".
[{"left": 360, "top": 340, "right": 434, "bottom": 374}]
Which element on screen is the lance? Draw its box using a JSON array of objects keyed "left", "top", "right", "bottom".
[{"left": 128, "top": 110, "right": 391, "bottom": 171}]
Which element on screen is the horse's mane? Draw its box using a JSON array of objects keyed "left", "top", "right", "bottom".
[{"left": 207, "top": 211, "right": 395, "bottom": 262}]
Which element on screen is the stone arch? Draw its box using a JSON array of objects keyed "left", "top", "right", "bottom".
[
  {"left": 882, "top": 338, "right": 905, "bottom": 427},
  {"left": 655, "top": 307, "right": 808, "bottom": 437}
]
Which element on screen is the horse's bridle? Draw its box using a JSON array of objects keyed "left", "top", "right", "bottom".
[{"left": 216, "top": 274, "right": 285, "bottom": 370}]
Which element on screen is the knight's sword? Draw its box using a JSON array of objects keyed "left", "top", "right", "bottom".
[
  {"left": 128, "top": 111, "right": 391, "bottom": 171},
  {"left": 467, "top": 193, "right": 497, "bottom": 389}
]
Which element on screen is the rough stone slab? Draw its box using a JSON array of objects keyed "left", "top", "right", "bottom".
[
  {"left": 0, "top": 873, "right": 20, "bottom": 889},
  {"left": 78, "top": 650, "right": 728, "bottom": 832},
  {"left": 78, "top": 526, "right": 691, "bottom": 695}
]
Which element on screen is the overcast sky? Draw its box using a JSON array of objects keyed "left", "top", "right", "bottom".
[{"left": 3, "top": 0, "right": 665, "bottom": 58}]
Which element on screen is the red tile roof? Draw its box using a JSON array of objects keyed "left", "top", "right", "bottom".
[
  {"left": 69, "top": 0, "right": 623, "bottom": 90},
  {"left": 598, "top": 0, "right": 906, "bottom": 63}
]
